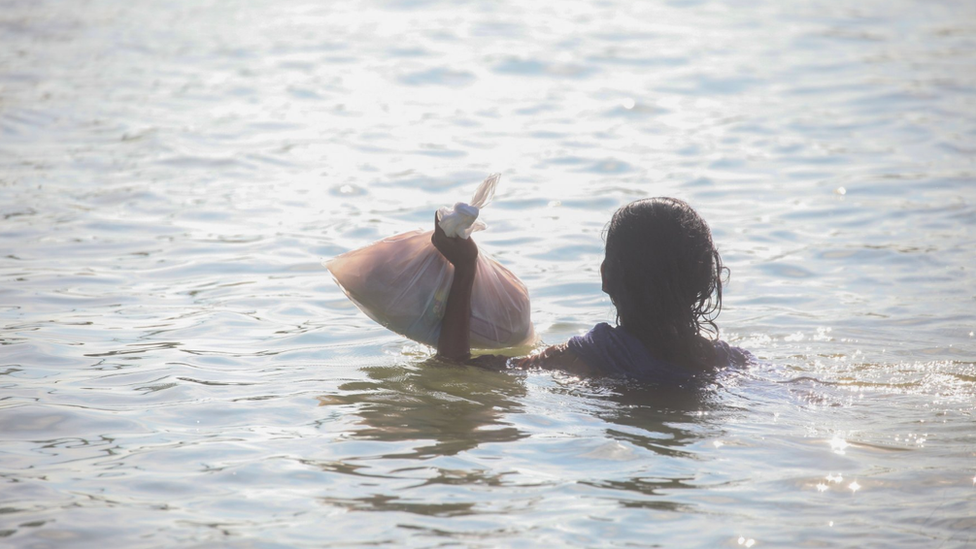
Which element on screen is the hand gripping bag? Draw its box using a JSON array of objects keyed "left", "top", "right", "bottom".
[{"left": 325, "top": 174, "right": 536, "bottom": 350}]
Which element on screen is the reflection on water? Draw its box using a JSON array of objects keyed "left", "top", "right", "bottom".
[
  {"left": 321, "top": 362, "right": 528, "bottom": 457},
  {"left": 2, "top": 0, "right": 975, "bottom": 546},
  {"left": 314, "top": 361, "right": 726, "bottom": 525}
]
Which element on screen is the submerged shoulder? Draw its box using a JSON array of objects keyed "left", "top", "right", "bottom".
[{"left": 711, "top": 339, "right": 753, "bottom": 367}]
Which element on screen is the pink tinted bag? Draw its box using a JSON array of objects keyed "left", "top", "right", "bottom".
[{"left": 325, "top": 175, "right": 536, "bottom": 350}]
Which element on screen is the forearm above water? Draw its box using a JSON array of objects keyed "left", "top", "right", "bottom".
[{"left": 435, "top": 263, "right": 476, "bottom": 362}]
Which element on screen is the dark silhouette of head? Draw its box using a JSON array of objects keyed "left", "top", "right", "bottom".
[{"left": 601, "top": 197, "right": 726, "bottom": 369}]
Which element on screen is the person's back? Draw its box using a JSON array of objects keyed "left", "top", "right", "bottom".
[{"left": 433, "top": 197, "right": 751, "bottom": 382}]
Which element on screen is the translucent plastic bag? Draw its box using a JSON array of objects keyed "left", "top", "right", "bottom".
[{"left": 325, "top": 174, "right": 536, "bottom": 350}]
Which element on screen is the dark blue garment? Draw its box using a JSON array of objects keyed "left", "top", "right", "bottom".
[{"left": 566, "top": 322, "right": 751, "bottom": 383}]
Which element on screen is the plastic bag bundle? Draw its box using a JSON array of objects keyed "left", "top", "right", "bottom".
[{"left": 325, "top": 174, "right": 536, "bottom": 350}]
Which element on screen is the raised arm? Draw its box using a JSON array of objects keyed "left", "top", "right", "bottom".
[
  {"left": 431, "top": 213, "right": 478, "bottom": 362},
  {"left": 431, "top": 214, "right": 593, "bottom": 375}
]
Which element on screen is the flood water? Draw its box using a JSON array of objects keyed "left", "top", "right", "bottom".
[{"left": 2, "top": 0, "right": 975, "bottom": 547}]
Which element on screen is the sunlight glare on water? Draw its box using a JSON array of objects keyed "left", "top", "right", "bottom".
[{"left": 1, "top": 0, "right": 975, "bottom": 547}]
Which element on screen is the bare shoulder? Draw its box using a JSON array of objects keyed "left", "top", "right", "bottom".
[{"left": 514, "top": 343, "right": 591, "bottom": 376}]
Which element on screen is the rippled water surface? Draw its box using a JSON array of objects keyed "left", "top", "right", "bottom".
[{"left": 2, "top": 0, "right": 975, "bottom": 547}]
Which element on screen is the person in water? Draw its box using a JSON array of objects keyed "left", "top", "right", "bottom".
[{"left": 432, "top": 197, "right": 751, "bottom": 382}]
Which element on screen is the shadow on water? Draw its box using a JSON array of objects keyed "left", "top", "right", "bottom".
[{"left": 599, "top": 381, "right": 721, "bottom": 454}]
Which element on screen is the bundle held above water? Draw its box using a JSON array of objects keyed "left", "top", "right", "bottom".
[{"left": 325, "top": 174, "right": 536, "bottom": 349}]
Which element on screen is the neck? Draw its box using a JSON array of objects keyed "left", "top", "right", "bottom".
[{"left": 618, "top": 321, "right": 714, "bottom": 370}]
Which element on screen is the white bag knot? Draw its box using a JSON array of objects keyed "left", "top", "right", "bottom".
[{"left": 436, "top": 173, "right": 499, "bottom": 239}]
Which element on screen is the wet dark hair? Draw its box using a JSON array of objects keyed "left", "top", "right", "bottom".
[{"left": 602, "top": 197, "right": 726, "bottom": 369}]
